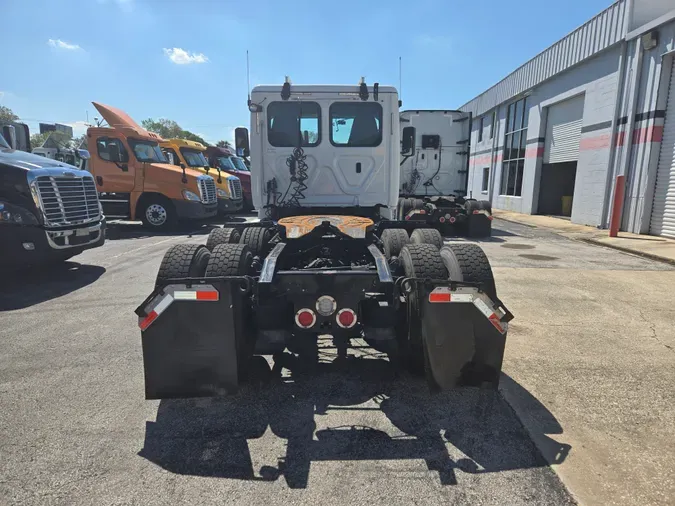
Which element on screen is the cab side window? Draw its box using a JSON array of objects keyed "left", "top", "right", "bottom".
[{"left": 96, "top": 137, "right": 129, "bottom": 162}]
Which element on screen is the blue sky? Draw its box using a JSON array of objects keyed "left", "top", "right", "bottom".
[{"left": 0, "top": 0, "right": 612, "bottom": 145}]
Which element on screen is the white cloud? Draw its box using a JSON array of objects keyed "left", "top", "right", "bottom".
[
  {"left": 48, "top": 39, "right": 82, "bottom": 51},
  {"left": 413, "top": 34, "right": 452, "bottom": 48},
  {"left": 163, "top": 48, "right": 209, "bottom": 65}
]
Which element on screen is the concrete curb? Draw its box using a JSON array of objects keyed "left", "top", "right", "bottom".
[{"left": 579, "top": 237, "right": 675, "bottom": 267}]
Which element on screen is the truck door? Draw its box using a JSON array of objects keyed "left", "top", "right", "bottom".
[
  {"left": 88, "top": 135, "right": 136, "bottom": 193},
  {"left": 400, "top": 111, "right": 471, "bottom": 197}
]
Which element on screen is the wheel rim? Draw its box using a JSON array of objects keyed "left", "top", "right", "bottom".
[{"left": 146, "top": 204, "right": 167, "bottom": 226}]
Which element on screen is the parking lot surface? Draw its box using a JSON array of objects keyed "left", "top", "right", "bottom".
[{"left": 1, "top": 217, "right": 672, "bottom": 505}]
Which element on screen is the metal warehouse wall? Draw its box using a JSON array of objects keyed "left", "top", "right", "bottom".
[
  {"left": 620, "top": 20, "right": 675, "bottom": 233},
  {"left": 466, "top": 47, "right": 623, "bottom": 226},
  {"left": 461, "top": 0, "right": 629, "bottom": 118},
  {"left": 462, "top": 0, "right": 675, "bottom": 233}
]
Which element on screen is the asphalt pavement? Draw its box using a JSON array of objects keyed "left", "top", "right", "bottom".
[{"left": 1, "top": 216, "right": 671, "bottom": 505}]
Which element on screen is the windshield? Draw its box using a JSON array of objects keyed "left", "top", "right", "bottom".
[
  {"left": 180, "top": 148, "right": 208, "bottom": 167},
  {"left": 231, "top": 157, "right": 249, "bottom": 171},
  {"left": 216, "top": 156, "right": 236, "bottom": 171},
  {"left": 0, "top": 135, "right": 9, "bottom": 149},
  {"left": 128, "top": 139, "right": 167, "bottom": 163}
]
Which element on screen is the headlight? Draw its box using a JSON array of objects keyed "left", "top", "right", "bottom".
[
  {"left": 182, "top": 190, "right": 201, "bottom": 201},
  {"left": 216, "top": 188, "right": 229, "bottom": 198},
  {"left": 0, "top": 201, "right": 39, "bottom": 225}
]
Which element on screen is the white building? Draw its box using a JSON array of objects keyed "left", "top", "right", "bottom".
[{"left": 461, "top": 0, "right": 675, "bottom": 237}]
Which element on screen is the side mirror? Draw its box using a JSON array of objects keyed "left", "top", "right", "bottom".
[
  {"left": 165, "top": 151, "right": 175, "bottom": 165},
  {"left": 402, "top": 126, "right": 416, "bottom": 155},
  {"left": 180, "top": 162, "right": 186, "bottom": 169},
  {"left": 108, "top": 143, "right": 121, "bottom": 162},
  {"left": 235, "top": 127, "right": 250, "bottom": 157}
]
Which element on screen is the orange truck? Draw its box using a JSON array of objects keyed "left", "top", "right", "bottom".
[{"left": 86, "top": 102, "right": 218, "bottom": 229}]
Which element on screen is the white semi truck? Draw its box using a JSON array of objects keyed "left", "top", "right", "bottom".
[
  {"left": 135, "top": 80, "right": 512, "bottom": 400},
  {"left": 398, "top": 110, "right": 492, "bottom": 237}
]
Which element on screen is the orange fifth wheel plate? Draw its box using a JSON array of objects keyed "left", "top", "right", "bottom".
[{"left": 278, "top": 215, "right": 374, "bottom": 239}]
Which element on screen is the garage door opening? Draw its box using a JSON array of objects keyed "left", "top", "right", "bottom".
[
  {"left": 537, "top": 95, "right": 584, "bottom": 218},
  {"left": 537, "top": 162, "right": 577, "bottom": 217}
]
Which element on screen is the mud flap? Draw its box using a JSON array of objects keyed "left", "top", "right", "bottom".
[
  {"left": 135, "top": 280, "right": 246, "bottom": 399},
  {"left": 419, "top": 286, "right": 511, "bottom": 389}
]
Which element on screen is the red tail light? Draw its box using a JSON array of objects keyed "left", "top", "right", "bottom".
[
  {"left": 336, "top": 308, "right": 357, "bottom": 329},
  {"left": 295, "top": 308, "right": 316, "bottom": 329}
]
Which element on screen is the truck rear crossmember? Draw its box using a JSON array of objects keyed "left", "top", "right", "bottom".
[{"left": 136, "top": 219, "right": 513, "bottom": 400}]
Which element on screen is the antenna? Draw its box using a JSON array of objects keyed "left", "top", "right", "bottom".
[
  {"left": 246, "top": 50, "right": 251, "bottom": 106},
  {"left": 399, "top": 56, "right": 403, "bottom": 107}
]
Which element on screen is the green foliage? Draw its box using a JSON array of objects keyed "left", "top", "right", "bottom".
[
  {"left": 216, "top": 140, "right": 232, "bottom": 149},
  {"left": 30, "top": 132, "right": 50, "bottom": 148},
  {"left": 142, "top": 117, "right": 208, "bottom": 146},
  {"left": 0, "top": 105, "right": 19, "bottom": 122}
]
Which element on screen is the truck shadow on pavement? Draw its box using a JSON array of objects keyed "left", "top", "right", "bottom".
[
  {"left": 0, "top": 262, "right": 106, "bottom": 311},
  {"left": 138, "top": 352, "right": 570, "bottom": 489},
  {"left": 104, "top": 222, "right": 217, "bottom": 241}
]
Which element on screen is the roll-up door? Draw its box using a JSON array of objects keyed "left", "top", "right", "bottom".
[
  {"left": 649, "top": 63, "right": 675, "bottom": 238},
  {"left": 543, "top": 95, "right": 584, "bottom": 164}
]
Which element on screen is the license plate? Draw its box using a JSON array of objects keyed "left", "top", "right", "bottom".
[{"left": 76, "top": 228, "right": 89, "bottom": 237}]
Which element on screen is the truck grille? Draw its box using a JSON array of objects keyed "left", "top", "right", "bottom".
[
  {"left": 34, "top": 175, "right": 101, "bottom": 226},
  {"left": 198, "top": 177, "right": 217, "bottom": 204},
  {"left": 228, "top": 178, "right": 242, "bottom": 200}
]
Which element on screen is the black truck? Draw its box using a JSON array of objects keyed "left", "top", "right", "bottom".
[{"left": 0, "top": 134, "right": 106, "bottom": 266}]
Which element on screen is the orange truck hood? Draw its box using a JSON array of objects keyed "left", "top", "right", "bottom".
[
  {"left": 145, "top": 162, "right": 205, "bottom": 185},
  {"left": 93, "top": 102, "right": 163, "bottom": 141}
]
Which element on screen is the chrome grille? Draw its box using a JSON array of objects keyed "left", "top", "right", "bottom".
[
  {"left": 228, "top": 178, "right": 242, "bottom": 200},
  {"left": 198, "top": 177, "right": 217, "bottom": 204},
  {"left": 34, "top": 175, "right": 101, "bottom": 226}
]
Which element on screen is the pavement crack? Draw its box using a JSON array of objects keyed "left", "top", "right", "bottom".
[{"left": 637, "top": 310, "right": 674, "bottom": 354}]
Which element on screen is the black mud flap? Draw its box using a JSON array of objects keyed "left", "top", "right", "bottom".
[
  {"left": 135, "top": 278, "right": 248, "bottom": 399},
  {"left": 419, "top": 285, "right": 512, "bottom": 389}
]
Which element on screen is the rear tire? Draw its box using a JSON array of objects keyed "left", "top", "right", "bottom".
[
  {"left": 381, "top": 229, "right": 410, "bottom": 259},
  {"left": 410, "top": 228, "right": 443, "bottom": 249},
  {"left": 440, "top": 243, "right": 497, "bottom": 301},
  {"left": 399, "top": 244, "right": 448, "bottom": 375},
  {"left": 205, "top": 243, "right": 253, "bottom": 277},
  {"left": 155, "top": 243, "right": 210, "bottom": 287},
  {"left": 206, "top": 227, "right": 241, "bottom": 251},
  {"left": 204, "top": 244, "right": 255, "bottom": 382},
  {"left": 240, "top": 227, "right": 271, "bottom": 256}
]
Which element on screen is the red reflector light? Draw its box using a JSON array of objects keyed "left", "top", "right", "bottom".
[
  {"left": 139, "top": 310, "right": 158, "bottom": 330},
  {"left": 473, "top": 210, "right": 481, "bottom": 214},
  {"left": 449, "top": 216, "right": 456, "bottom": 223},
  {"left": 336, "top": 308, "right": 357, "bottom": 328},
  {"left": 405, "top": 215, "right": 410, "bottom": 221},
  {"left": 196, "top": 290, "right": 219, "bottom": 301},
  {"left": 295, "top": 309, "right": 316, "bottom": 329},
  {"left": 439, "top": 217, "right": 446, "bottom": 223},
  {"left": 429, "top": 292, "right": 451, "bottom": 303}
]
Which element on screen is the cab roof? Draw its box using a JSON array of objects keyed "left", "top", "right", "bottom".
[
  {"left": 162, "top": 138, "right": 206, "bottom": 150},
  {"left": 251, "top": 84, "right": 398, "bottom": 94}
]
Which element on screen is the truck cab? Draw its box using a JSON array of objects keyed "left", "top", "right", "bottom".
[
  {"left": 204, "top": 145, "right": 252, "bottom": 210},
  {"left": 245, "top": 80, "right": 400, "bottom": 220},
  {"left": 86, "top": 102, "right": 218, "bottom": 229},
  {"left": 0, "top": 134, "right": 105, "bottom": 266},
  {"left": 160, "top": 139, "right": 243, "bottom": 214}
]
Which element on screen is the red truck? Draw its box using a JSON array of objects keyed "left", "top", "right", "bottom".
[{"left": 204, "top": 146, "right": 252, "bottom": 210}]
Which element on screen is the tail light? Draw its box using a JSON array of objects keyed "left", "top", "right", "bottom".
[
  {"left": 295, "top": 308, "right": 316, "bottom": 329},
  {"left": 336, "top": 308, "right": 357, "bottom": 329}
]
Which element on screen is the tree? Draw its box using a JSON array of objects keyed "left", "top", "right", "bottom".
[
  {"left": 30, "top": 132, "right": 50, "bottom": 148},
  {"left": 0, "top": 105, "right": 19, "bottom": 122},
  {"left": 216, "top": 140, "right": 232, "bottom": 149},
  {"left": 142, "top": 118, "right": 208, "bottom": 145}
]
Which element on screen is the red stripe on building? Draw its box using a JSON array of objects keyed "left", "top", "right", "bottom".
[
  {"left": 580, "top": 133, "right": 612, "bottom": 150},
  {"left": 524, "top": 146, "right": 545, "bottom": 158}
]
